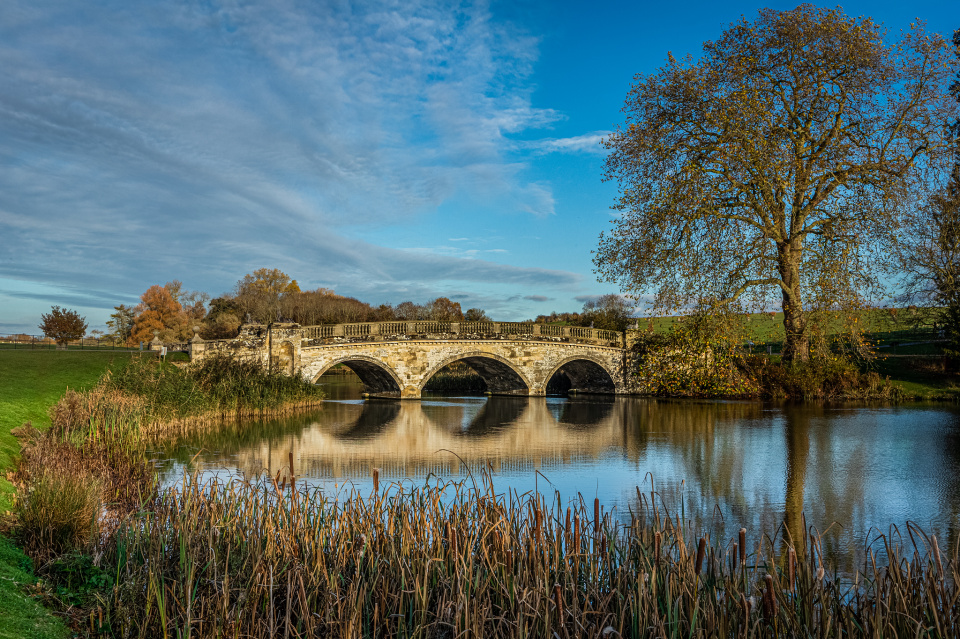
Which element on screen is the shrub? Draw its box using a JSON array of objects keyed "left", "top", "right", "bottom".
[
  {"left": 740, "top": 356, "right": 904, "bottom": 401},
  {"left": 15, "top": 469, "right": 101, "bottom": 564}
]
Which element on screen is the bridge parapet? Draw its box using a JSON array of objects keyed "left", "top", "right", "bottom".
[{"left": 300, "top": 322, "right": 623, "bottom": 347}]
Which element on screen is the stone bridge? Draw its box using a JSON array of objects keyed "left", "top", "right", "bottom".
[{"left": 186, "top": 321, "right": 628, "bottom": 399}]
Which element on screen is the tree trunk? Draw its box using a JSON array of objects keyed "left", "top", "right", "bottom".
[
  {"left": 784, "top": 408, "right": 810, "bottom": 560},
  {"left": 779, "top": 241, "right": 809, "bottom": 362}
]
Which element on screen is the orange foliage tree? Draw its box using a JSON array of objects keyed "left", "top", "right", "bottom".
[{"left": 130, "top": 284, "right": 190, "bottom": 345}]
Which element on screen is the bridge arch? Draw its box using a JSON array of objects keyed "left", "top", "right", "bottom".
[
  {"left": 420, "top": 351, "right": 533, "bottom": 397},
  {"left": 544, "top": 355, "right": 617, "bottom": 395},
  {"left": 311, "top": 355, "right": 404, "bottom": 399}
]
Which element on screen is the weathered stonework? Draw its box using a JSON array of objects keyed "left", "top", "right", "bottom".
[
  {"left": 190, "top": 323, "right": 627, "bottom": 399},
  {"left": 299, "top": 339, "right": 625, "bottom": 399}
]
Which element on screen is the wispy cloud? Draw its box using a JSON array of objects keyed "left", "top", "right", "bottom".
[
  {"left": 525, "top": 132, "right": 609, "bottom": 155},
  {"left": 0, "top": 0, "right": 584, "bottom": 328}
]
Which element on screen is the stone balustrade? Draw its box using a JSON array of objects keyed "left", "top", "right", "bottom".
[{"left": 298, "top": 321, "right": 623, "bottom": 347}]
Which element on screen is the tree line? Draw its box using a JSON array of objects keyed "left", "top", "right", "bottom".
[
  {"left": 30, "top": 271, "right": 636, "bottom": 347},
  {"left": 95, "top": 269, "right": 483, "bottom": 345}
]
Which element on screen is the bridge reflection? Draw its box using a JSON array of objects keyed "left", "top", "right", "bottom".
[
  {"left": 182, "top": 397, "right": 763, "bottom": 483},
  {"left": 165, "top": 397, "right": 960, "bottom": 576}
]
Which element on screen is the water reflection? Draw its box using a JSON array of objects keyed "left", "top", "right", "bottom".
[{"left": 162, "top": 380, "right": 960, "bottom": 572}]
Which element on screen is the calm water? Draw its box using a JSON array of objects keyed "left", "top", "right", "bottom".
[{"left": 158, "top": 377, "right": 960, "bottom": 571}]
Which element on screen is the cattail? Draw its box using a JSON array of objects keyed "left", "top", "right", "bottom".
[
  {"left": 574, "top": 515, "right": 581, "bottom": 551},
  {"left": 788, "top": 547, "right": 796, "bottom": 592},
  {"left": 372, "top": 468, "right": 379, "bottom": 494},
  {"left": 763, "top": 574, "right": 777, "bottom": 621},
  {"left": 553, "top": 583, "right": 564, "bottom": 628},
  {"left": 654, "top": 531, "right": 662, "bottom": 565},
  {"left": 932, "top": 536, "right": 943, "bottom": 575},
  {"left": 565, "top": 506, "right": 571, "bottom": 542},
  {"left": 445, "top": 521, "right": 455, "bottom": 556},
  {"left": 739, "top": 528, "right": 746, "bottom": 565},
  {"left": 695, "top": 537, "right": 706, "bottom": 576},
  {"left": 594, "top": 498, "right": 601, "bottom": 535}
]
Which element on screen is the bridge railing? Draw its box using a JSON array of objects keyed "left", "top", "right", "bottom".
[{"left": 299, "top": 321, "right": 624, "bottom": 347}]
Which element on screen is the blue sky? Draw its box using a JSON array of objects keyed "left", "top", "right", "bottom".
[{"left": 1, "top": 0, "right": 957, "bottom": 333}]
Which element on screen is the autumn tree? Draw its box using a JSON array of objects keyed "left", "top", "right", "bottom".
[
  {"left": 427, "top": 297, "right": 464, "bottom": 321},
  {"left": 596, "top": 6, "right": 958, "bottom": 361},
  {"left": 39, "top": 306, "right": 87, "bottom": 346},
  {"left": 202, "top": 297, "right": 242, "bottom": 339},
  {"left": 130, "top": 284, "right": 189, "bottom": 344},
  {"left": 235, "top": 268, "right": 299, "bottom": 324},
  {"left": 464, "top": 308, "right": 490, "bottom": 321},
  {"left": 581, "top": 294, "right": 634, "bottom": 331},
  {"left": 394, "top": 301, "right": 425, "bottom": 321}
]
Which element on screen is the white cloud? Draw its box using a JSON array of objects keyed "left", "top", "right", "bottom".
[
  {"left": 0, "top": 0, "right": 578, "bottom": 331},
  {"left": 525, "top": 132, "right": 609, "bottom": 155}
]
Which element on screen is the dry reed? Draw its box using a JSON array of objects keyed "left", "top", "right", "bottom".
[{"left": 89, "top": 471, "right": 960, "bottom": 638}]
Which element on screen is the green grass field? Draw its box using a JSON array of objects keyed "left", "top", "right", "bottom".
[{"left": 0, "top": 351, "right": 139, "bottom": 639}]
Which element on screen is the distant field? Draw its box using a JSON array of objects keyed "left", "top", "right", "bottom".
[{"left": 633, "top": 309, "right": 944, "bottom": 354}]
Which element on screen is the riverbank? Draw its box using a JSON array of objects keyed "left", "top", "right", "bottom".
[
  {"left": 0, "top": 351, "right": 324, "bottom": 636},
  {"left": 0, "top": 351, "right": 138, "bottom": 639}
]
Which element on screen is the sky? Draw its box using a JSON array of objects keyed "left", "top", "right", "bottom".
[{"left": 1, "top": 0, "right": 958, "bottom": 334}]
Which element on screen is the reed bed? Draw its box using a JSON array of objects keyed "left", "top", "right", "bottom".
[
  {"left": 91, "top": 470, "right": 958, "bottom": 639},
  {"left": 104, "top": 355, "right": 326, "bottom": 420},
  {"left": 13, "top": 355, "right": 325, "bottom": 572}
]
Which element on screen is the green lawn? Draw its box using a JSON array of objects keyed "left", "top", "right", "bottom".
[
  {"left": 870, "top": 356, "right": 960, "bottom": 400},
  {"left": 0, "top": 351, "right": 138, "bottom": 639}
]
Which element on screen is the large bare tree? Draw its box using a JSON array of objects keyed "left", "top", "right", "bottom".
[{"left": 596, "top": 6, "right": 957, "bottom": 361}]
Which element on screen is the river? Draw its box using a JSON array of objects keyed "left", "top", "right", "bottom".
[{"left": 157, "top": 375, "right": 960, "bottom": 572}]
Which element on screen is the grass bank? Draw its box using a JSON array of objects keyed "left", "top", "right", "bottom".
[
  {"left": 2, "top": 351, "right": 325, "bottom": 636},
  {"left": 870, "top": 356, "right": 960, "bottom": 400},
  {"left": 0, "top": 351, "right": 140, "bottom": 639}
]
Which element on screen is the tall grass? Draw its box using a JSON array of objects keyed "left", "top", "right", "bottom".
[
  {"left": 104, "top": 355, "right": 325, "bottom": 419},
  {"left": 92, "top": 471, "right": 959, "bottom": 638},
  {"left": 13, "top": 468, "right": 101, "bottom": 565},
  {"left": 13, "top": 355, "right": 325, "bottom": 569}
]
